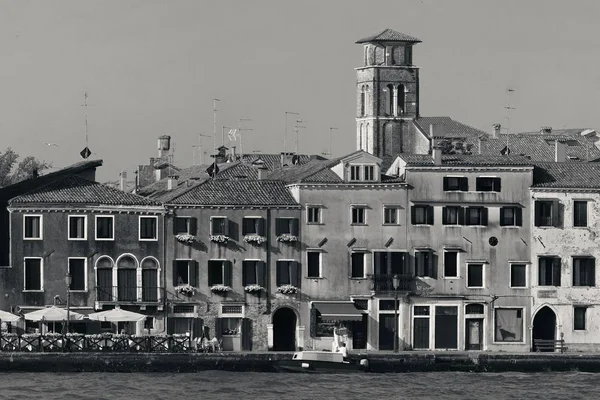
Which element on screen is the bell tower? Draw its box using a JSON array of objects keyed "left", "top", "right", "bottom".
[{"left": 355, "top": 29, "right": 421, "bottom": 157}]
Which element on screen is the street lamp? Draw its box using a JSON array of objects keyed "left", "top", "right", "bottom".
[
  {"left": 392, "top": 274, "right": 400, "bottom": 353},
  {"left": 65, "top": 272, "right": 72, "bottom": 334}
]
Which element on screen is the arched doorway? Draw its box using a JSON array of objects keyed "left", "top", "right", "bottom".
[
  {"left": 273, "top": 307, "right": 296, "bottom": 351},
  {"left": 532, "top": 306, "right": 556, "bottom": 352}
]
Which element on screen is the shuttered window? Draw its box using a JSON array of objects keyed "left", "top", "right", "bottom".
[
  {"left": 208, "top": 260, "right": 232, "bottom": 287},
  {"left": 276, "top": 260, "right": 300, "bottom": 287}
]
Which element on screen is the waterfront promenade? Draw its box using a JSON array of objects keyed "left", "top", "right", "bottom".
[{"left": 1, "top": 351, "right": 600, "bottom": 373}]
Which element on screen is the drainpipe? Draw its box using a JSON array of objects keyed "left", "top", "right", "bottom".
[
  {"left": 265, "top": 208, "right": 272, "bottom": 315},
  {"left": 162, "top": 209, "right": 168, "bottom": 333}
]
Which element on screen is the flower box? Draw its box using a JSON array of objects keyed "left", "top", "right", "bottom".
[
  {"left": 210, "top": 235, "right": 230, "bottom": 244},
  {"left": 175, "top": 233, "right": 196, "bottom": 244},
  {"left": 174, "top": 285, "right": 197, "bottom": 296},
  {"left": 277, "top": 284, "right": 298, "bottom": 294},
  {"left": 276, "top": 234, "right": 298, "bottom": 243},
  {"left": 210, "top": 284, "right": 232, "bottom": 294},
  {"left": 243, "top": 234, "right": 267, "bottom": 245},
  {"left": 244, "top": 284, "right": 265, "bottom": 294}
]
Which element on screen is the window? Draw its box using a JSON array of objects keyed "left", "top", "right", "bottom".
[
  {"left": 415, "top": 250, "right": 433, "bottom": 278},
  {"left": 67, "top": 258, "right": 86, "bottom": 291},
  {"left": 350, "top": 165, "right": 361, "bottom": 181},
  {"left": 208, "top": 260, "right": 232, "bottom": 287},
  {"left": 95, "top": 216, "right": 114, "bottom": 240},
  {"left": 374, "top": 251, "right": 408, "bottom": 276},
  {"left": 476, "top": 177, "right": 501, "bottom": 192},
  {"left": 220, "top": 318, "right": 241, "bottom": 335},
  {"left": 364, "top": 165, "right": 375, "bottom": 181},
  {"left": 383, "top": 206, "right": 400, "bottom": 225},
  {"left": 174, "top": 217, "right": 194, "bottom": 234},
  {"left": 173, "top": 260, "right": 198, "bottom": 287},
  {"left": 275, "top": 218, "right": 299, "bottom": 236},
  {"left": 443, "top": 251, "right": 458, "bottom": 278},
  {"left": 465, "top": 207, "right": 488, "bottom": 226},
  {"left": 276, "top": 260, "right": 300, "bottom": 287},
  {"left": 466, "top": 303, "right": 484, "bottom": 315},
  {"left": 307, "top": 251, "right": 321, "bottom": 278},
  {"left": 350, "top": 252, "right": 365, "bottom": 278},
  {"left": 351, "top": 206, "right": 366, "bottom": 225},
  {"left": 538, "top": 256, "right": 561, "bottom": 286},
  {"left": 443, "top": 177, "right": 468, "bottom": 191},
  {"left": 534, "top": 200, "right": 558, "bottom": 227},
  {"left": 510, "top": 264, "right": 527, "bottom": 288},
  {"left": 467, "top": 264, "right": 484, "bottom": 288},
  {"left": 139, "top": 216, "right": 158, "bottom": 240},
  {"left": 242, "top": 260, "right": 265, "bottom": 286},
  {"left": 500, "top": 207, "right": 522, "bottom": 227},
  {"left": 24, "top": 258, "right": 43, "bottom": 291},
  {"left": 413, "top": 306, "right": 430, "bottom": 349},
  {"left": 210, "top": 217, "right": 228, "bottom": 236},
  {"left": 494, "top": 308, "right": 523, "bottom": 342},
  {"left": 307, "top": 207, "right": 321, "bottom": 224},
  {"left": 574, "top": 307, "right": 587, "bottom": 330},
  {"left": 68, "top": 215, "right": 87, "bottom": 240},
  {"left": 573, "top": 201, "right": 588, "bottom": 227},
  {"left": 573, "top": 257, "right": 595, "bottom": 287},
  {"left": 411, "top": 205, "right": 433, "bottom": 225},
  {"left": 23, "top": 215, "right": 42, "bottom": 239},
  {"left": 442, "top": 206, "right": 463, "bottom": 225},
  {"left": 242, "top": 217, "right": 265, "bottom": 235}
]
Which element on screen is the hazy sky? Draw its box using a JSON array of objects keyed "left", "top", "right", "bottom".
[{"left": 2, "top": 0, "right": 600, "bottom": 182}]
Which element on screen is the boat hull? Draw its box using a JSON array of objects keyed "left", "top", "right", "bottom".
[{"left": 275, "top": 359, "right": 368, "bottom": 373}]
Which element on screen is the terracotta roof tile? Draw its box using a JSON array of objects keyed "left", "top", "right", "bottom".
[
  {"left": 532, "top": 163, "right": 600, "bottom": 188},
  {"left": 414, "top": 117, "right": 488, "bottom": 138},
  {"left": 400, "top": 154, "right": 534, "bottom": 167},
  {"left": 356, "top": 29, "right": 421, "bottom": 44},
  {"left": 9, "top": 175, "right": 161, "bottom": 206}
]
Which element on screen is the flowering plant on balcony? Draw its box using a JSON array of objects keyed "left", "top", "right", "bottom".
[
  {"left": 210, "top": 284, "right": 232, "bottom": 294},
  {"left": 86, "top": 332, "right": 114, "bottom": 339},
  {"left": 276, "top": 234, "right": 298, "bottom": 243},
  {"left": 244, "top": 284, "right": 265, "bottom": 294},
  {"left": 172, "top": 333, "right": 189, "bottom": 339},
  {"left": 175, "top": 233, "right": 196, "bottom": 244},
  {"left": 243, "top": 234, "right": 267, "bottom": 245},
  {"left": 45, "top": 332, "right": 63, "bottom": 338},
  {"left": 174, "top": 285, "right": 197, "bottom": 296},
  {"left": 277, "top": 284, "right": 298, "bottom": 294},
  {"left": 65, "top": 333, "right": 84, "bottom": 338},
  {"left": 22, "top": 333, "right": 40, "bottom": 338},
  {"left": 1, "top": 333, "right": 17, "bottom": 338},
  {"left": 210, "top": 234, "right": 229, "bottom": 244}
]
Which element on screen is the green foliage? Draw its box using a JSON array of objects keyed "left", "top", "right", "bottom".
[
  {"left": 0, "top": 148, "right": 50, "bottom": 188},
  {"left": 439, "top": 140, "right": 474, "bottom": 155}
]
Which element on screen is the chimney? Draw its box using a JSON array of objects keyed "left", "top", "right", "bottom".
[
  {"left": 541, "top": 126, "right": 553, "bottom": 134},
  {"left": 492, "top": 123, "right": 501, "bottom": 139},
  {"left": 257, "top": 166, "right": 268, "bottom": 180},
  {"left": 158, "top": 135, "right": 171, "bottom": 158},
  {"left": 478, "top": 137, "right": 482, "bottom": 155},
  {"left": 167, "top": 175, "right": 179, "bottom": 190},
  {"left": 119, "top": 171, "right": 127, "bottom": 191},
  {"left": 555, "top": 140, "right": 566, "bottom": 162},
  {"left": 231, "top": 146, "right": 237, "bottom": 161},
  {"left": 431, "top": 139, "right": 442, "bottom": 165}
]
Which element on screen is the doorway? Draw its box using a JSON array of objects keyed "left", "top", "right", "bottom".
[
  {"left": 273, "top": 307, "right": 296, "bottom": 351},
  {"left": 378, "top": 314, "right": 395, "bottom": 350},
  {"left": 465, "top": 318, "right": 483, "bottom": 350},
  {"left": 532, "top": 306, "right": 556, "bottom": 352}
]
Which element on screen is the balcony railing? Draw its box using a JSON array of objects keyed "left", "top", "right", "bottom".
[
  {"left": 95, "top": 286, "right": 162, "bottom": 303},
  {"left": 369, "top": 274, "right": 416, "bottom": 292}
]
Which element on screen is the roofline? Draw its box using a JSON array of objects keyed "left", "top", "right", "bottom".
[
  {"left": 165, "top": 203, "right": 301, "bottom": 209},
  {"left": 7, "top": 204, "right": 166, "bottom": 212}
]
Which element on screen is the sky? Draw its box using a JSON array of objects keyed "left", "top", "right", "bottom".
[{"left": 1, "top": 0, "right": 600, "bottom": 182}]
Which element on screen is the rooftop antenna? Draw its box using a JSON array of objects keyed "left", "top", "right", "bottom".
[
  {"left": 238, "top": 118, "right": 253, "bottom": 157},
  {"left": 78, "top": 91, "right": 94, "bottom": 159},
  {"left": 193, "top": 133, "right": 212, "bottom": 165},
  {"left": 212, "top": 98, "right": 220, "bottom": 179},
  {"left": 325, "top": 127, "right": 338, "bottom": 157},
  {"left": 294, "top": 119, "right": 306, "bottom": 154},
  {"left": 504, "top": 88, "right": 516, "bottom": 151},
  {"left": 284, "top": 111, "right": 300, "bottom": 155}
]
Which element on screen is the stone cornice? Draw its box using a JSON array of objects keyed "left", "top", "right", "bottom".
[
  {"left": 165, "top": 204, "right": 301, "bottom": 210},
  {"left": 406, "top": 166, "right": 533, "bottom": 172},
  {"left": 7, "top": 205, "right": 165, "bottom": 215},
  {"left": 287, "top": 183, "right": 408, "bottom": 190}
]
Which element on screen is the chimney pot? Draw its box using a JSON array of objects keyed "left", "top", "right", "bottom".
[
  {"left": 431, "top": 139, "right": 442, "bottom": 165},
  {"left": 119, "top": 171, "right": 128, "bottom": 191},
  {"left": 492, "top": 123, "right": 501, "bottom": 139},
  {"left": 167, "top": 175, "right": 179, "bottom": 190},
  {"left": 541, "top": 126, "right": 553, "bottom": 134}
]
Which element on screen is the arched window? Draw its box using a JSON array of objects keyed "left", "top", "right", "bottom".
[
  {"left": 366, "top": 123, "right": 372, "bottom": 154},
  {"left": 95, "top": 256, "right": 114, "bottom": 302},
  {"left": 360, "top": 85, "right": 365, "bottom": 117},
  {"left": 386, "top": 84, "right": 394, "bottom": 116},
  {"left": 365, "top": 85, "right": 370, "bottom": 116},
  {"left": 117, "top": 254, "right": 137, "bottom": 302},
  {"left": 141, "top": 257, "right": 159, "bottom": 302},
  {"left": 397, "top": 84, "right": 406, "bottom": 115}
]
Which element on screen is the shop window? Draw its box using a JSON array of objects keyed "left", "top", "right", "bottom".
[{"left": 494, "top": 308, "right": 523, "bottom": 342}]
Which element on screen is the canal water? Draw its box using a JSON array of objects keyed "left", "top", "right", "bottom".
[{"left": 0, "top": 371, "right": 596, "bottom": 399}]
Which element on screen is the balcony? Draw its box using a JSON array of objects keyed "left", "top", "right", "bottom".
[
  {"left": 369, "top": 274, "right": 416, "bottom": 293},
  {"left": 95, "top": 286, "right": 163, "bottom": 304}
]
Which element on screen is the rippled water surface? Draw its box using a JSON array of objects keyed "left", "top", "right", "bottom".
[{"left": 0, "top": 371, "right": 598, "bottom": 400}]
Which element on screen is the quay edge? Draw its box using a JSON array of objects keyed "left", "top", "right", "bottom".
[{"left": 1, "top": 352, "right": 600, "bottom": 373}]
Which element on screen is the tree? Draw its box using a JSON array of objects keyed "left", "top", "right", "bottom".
[{"left": 0, "top": 148, "right": 51, "bottom": 188}]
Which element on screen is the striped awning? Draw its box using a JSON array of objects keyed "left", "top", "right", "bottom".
[{"left": 314, "top": 302, "right": 363, "bottom": 321}]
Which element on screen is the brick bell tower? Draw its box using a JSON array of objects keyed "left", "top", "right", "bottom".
[{"left": 355, "top": 29, "right": 421, "bottom": 157}]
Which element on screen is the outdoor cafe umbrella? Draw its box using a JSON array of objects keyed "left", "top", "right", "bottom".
[
  {"left": 86, "top": 306, "right": 146, "bottom": 322},
  {"left": 23, "top": 306, "right": 84, "bottom": 322},
  {"left": 0, "top": 310, "right": 21, "bottom": 323}
]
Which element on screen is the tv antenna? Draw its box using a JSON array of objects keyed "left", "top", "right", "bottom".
[
  {"left": 504, "top": 88, "right": 516, "bottom": 152},
  {"left": 324, "top": 127, "right": 338, "bottom": 157},
  {"left": 238, "top": 118, "right": 253, "bottom": 156},
  {"left": 294, "top": 119, "right": 306, "bottom": 154},
  {"left": 193, "top": 133, "right": 212, "bottom": 165},
  {"left": 284, "top": 111, "right": 300, "bottom": 154}
]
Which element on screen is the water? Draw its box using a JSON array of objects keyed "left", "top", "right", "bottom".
[{"left": 0, "top": 371, "right": 597, "bottom": 400}]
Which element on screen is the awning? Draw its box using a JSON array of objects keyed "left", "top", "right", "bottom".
[{"left": 314, "top": 302, "right": 364, "bottom": 321}]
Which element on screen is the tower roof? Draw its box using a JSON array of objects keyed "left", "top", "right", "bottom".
[{"left": 356, "top": 29, "right": 421, "bottom": 44}]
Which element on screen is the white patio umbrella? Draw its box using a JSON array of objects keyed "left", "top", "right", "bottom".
[
  {"left": 24, "top": 306, "right": 84, "bottom": 322},
  {"left": 0, "top": 310, "right": 21, "bottom": 323},
  {"left": 86, "top": 306, "right": 146, "bottom": 322}
]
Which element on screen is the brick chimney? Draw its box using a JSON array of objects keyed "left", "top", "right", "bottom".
[
  {"left": 167, "top": 175, "right": 179, "bottom": 190},
  {"left": 119, "top": 171, "right": 127, "bottom": 191},
  {"left": 158, "top": 135, "right": 171, "bottom": 158},
  {"left": 541, "top": 126, "right": 553, "bottom": 134},
  {"left": 431, "top": 139, "right": 442, "bottom": 166},
  {"left": 555, "top": 140, "right": 566, "bottom": 162}
]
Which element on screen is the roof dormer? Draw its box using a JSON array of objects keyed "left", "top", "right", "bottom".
[{"left": 332, "top": 150, "right": 382, "bottom": 183}]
